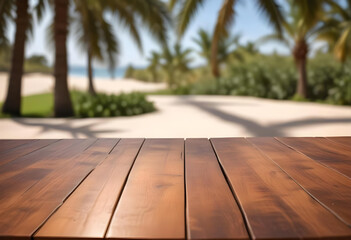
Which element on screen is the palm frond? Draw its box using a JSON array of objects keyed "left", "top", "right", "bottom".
[
  {"left": 255, "top": 0, "right": 284, "bottom": 35},
  {"left": 169, "top": 0, "right": 178, "bottom": 10},
  {"left": 257, "top": 33, "right": 292, "bottom": 49},
  {"left": 177, "top": 0, "right": 205, "bottom": 37},
  {"left": 35, "top": 0, "right": 47, "bottom": 23},
  {"left": 0, "top": 0, "right": 14, "bottom": 42},
  {"left": 213, "top": 0, "right": 236, "bottom": 39},
  {"left": 118, "top": 0, "right": 171, "bottom": 44},
  {"left": 334, "top": 25, "right": 351, "bottom": 62},
  {"left": 106, "top": 0, "right": 142, "bottom": 52}
]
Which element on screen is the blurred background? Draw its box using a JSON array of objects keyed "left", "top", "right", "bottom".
[{"left": 0, "top": 0, "right": 350, "bottom": 138}]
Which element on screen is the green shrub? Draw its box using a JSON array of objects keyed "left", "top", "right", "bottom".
[
  {"left": 327, "top": 74, "right": 351, "bottom": 105},
  {"left": 73, "top": 91, "right": 156, "bottom": 118}
]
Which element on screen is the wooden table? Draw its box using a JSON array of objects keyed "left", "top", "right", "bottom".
[{"left": 0, "top": 137, "right": 350, "bottom": 240}]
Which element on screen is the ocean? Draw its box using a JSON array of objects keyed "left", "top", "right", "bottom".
[{"left": 69, "top": 65, "right": 127, "bottom": 79}]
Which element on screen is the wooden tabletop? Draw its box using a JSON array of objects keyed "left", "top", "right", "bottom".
[{"left": 0, "top": 137, "right": 350, "bottom": 240}]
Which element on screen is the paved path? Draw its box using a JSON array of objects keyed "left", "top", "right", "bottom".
[{"left": 0, "top": 96, "right": 350, "bottom": 138}]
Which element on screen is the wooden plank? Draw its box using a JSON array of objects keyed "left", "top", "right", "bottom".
[
  {"left": 0, "top": 139, "right": 95, "bottom": 209},
  {"left": 185, "top": 138, "right": 249, "bottom": 240},
  {"left": 211, "top": 138, "right": 351, "bottom": 240},
  {"left": 35, "top": 139, "right": 144, "bottom": 240},
  {"left": 249, "top": 137, "right": 351, "bottom": 226},
  {"left": 106, "top": 139, "right": 185, "bottom": 240},
  {"left": 0, "top": 139, "right": 34, "bottom": 153},
  {"left": 326, "top": 137, "right": 351, "bottom": 148},
  {"left": 0, "top": 139, "right": 59, "bottom": 167},
  {"left": 277, "top": 137, "right": 351, "bottom": 178},
  {"left": 0, "top": 139, "right": 118, "bottom": 239}
]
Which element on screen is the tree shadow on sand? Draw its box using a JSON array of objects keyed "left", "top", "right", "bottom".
[
  {"left": 177, "top": 97, "right": 351, "bottom": 137},
  {"left": 12, "top": 118, "right": 121, "bottom": 138}
]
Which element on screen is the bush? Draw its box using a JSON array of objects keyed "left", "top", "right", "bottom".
[
  {"left": 327, "top": 74, "right": 351, "bottom": 105},
  {"left": 155, "top": 54, "right": 351, "bottom": 105},
  {"left": 184, "top": 60, "right": 297, "bottom": 99},
  {"left": 73, "top": 91, "right": 156, "bottom": 118}
]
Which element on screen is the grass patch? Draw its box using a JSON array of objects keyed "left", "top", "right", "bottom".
[
  {"left": 0, "top": 91, "right": 155, "bottom": 118},
  {"left": 0, "top": 92, "right": 53, "bottom": 118}
]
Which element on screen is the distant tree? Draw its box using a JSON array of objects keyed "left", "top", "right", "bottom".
[
  {"left": 73, "top": 0, "right": 118, "bottom": 96},
  {"left": 192, "top": 28, "right": 241, "bottom": 68},
  {"left": 124, "top": 64, "right": 135, "bottom": 78},
  {"left": 26, "top": 54, "right": 48, "bottom": 66},
  {"left": 260, "top": 0, "right": 328, "bottom": 98},
  {"left": 170, "top": 0, "right": 284, "bottom": 78},
  {"left": 159, "top": 43, "right": 192, "bottom": 88},
  {"left": 240, "top": 41, "right": 259, "bottom": 55},
  {"left": 147, "top": 51, "right": 161, "bottom": 82}
]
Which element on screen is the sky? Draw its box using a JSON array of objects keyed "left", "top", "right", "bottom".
[{"left": 7, "top": 0, "right": 291, "bottom": 68}]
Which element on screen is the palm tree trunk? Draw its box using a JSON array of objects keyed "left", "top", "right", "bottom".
[
  {"left": 87, "top": 48, "right": 96, "bottom": 96},
  {"left": 2, "top": 0, "right": 28, "bottom": 116},
  {"left": 296, "top": 57, "right": 307, "bottom": 98},
  {"left": 210, "top": 33, "right": 220, "bottom": 78},
  {"left": 54, "top": 0, "right": 73, "bottom": 117},
  {"left": 293, "top": 39, "right": 308, "bottom": 98}
]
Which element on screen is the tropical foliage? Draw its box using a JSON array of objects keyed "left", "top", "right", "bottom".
[
  {"left": 74, "top": 91, "right": 155, "bottom": 117},
  {"left": 171, "top": 0, "right": 284, "bottom": 77}
]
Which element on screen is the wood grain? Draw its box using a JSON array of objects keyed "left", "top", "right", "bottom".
[
  {"left": 0, "top": 139, "right": 118, "bottom": 239},
  {"left": 0, "top": 139, "right": 95, "bottom": 210},
  {"left": 277, "top": 137, "right": 351, "bottom": 178},
  {"left": 0, "top": 139, "right": 34, "bottom": 153},
  {"left": 35, "top": 139, "right": 144, "bottom": 240},
  {"left": 326, "top": 137, "right": 351, "bottom": 148},
  {"left": 106, "top": 139, "right": 185, "bottom": 240},
  {"left": 249, "top": 137, "right": 351, "bottom": 226},
  {"left": 0, "top": 139, "right": 58, "bottom": 167},
  {"left": 211, "top": 138, "right": 351, "bottom": 240},
  {"left": 185, "top": 138, "right": 248, "bottom": 240}
]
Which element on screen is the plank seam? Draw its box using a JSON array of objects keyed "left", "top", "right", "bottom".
[
  {"left": 20, "top": 139, "right": 100, "bottom": 197},
  {"left": 103, "top": 138, "right": 146, "bottom": 239},
  {"left": 183, "top": 138, "right": 188, "bottom": 240},
  {"left": 209, "top": 139, "right": 253, "bottom": 240},
  {"left": 30, "top": 162, "right": 99, "bottom": 240},
  {"left": 275, "top": 137, "right": 351, "bottom": 180},
  {"left": 248, "top": 138, "right": 351, "bottom": 228},
  {"left": 30, "top": 139, "right": 120, "bottom": 240}
]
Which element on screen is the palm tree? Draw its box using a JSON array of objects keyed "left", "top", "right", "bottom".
[
  {"left": 158, "top": 43, "right": 192, "bottom": 88},
  {"left": 52, "top": 0, "right": 170, "bottom": 116},
  {"left": 73, "top": 0, "right": 117, "bottom": 96},
  {"left": 53, "top": 0, "right": 73, "bottom": 117},
  {"left": 260, "top": 0, "right": 327, "bottom": 98},
  {"left": 147, "top": 51, "right": 161, "bottom": 82},
  {"left": 192, "top": 28, "right": 240, "bottom": 69},
  {"left": 171, "top": 0, "right": 284, "bottom": 78},
  {"left": 2, "top": 0, "right": 29, "bottom": 116}
]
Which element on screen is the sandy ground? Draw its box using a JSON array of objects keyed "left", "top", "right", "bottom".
[
  {"left": 0, "top": 73, "right": 350, "bottom": 138},
  {"left": 0, "top": 73, "right": 166, "bottom": 101}
]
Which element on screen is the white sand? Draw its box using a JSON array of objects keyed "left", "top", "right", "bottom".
[
  {"left": 0, "top": 73, "right": 166, "bottom": 102},
  {"left": 0, "top": 73, "right": 350, "bottom": 138}
]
